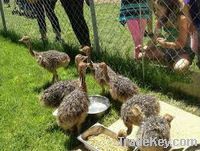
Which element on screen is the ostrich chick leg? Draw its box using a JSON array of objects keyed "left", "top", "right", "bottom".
[
  {"left": 52, "top": 70, "right": 59, "bottom": 83},
  {"left": 101, "top": 84, "right": 106, "bottom": 94}
]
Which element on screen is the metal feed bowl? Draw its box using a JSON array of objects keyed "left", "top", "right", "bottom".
[{"left": 88, "top": 95, "right": 110, "bottom": 117}]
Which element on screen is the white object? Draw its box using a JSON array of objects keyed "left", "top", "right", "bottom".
[{"left": 88, "top": 95, "right": 110, "bottom": 115}]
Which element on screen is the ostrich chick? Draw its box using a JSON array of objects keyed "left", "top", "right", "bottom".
[
  {"left": 136, "top": 114, "right": 174, "bottom": 151},
  {"left": 19, "top": 36, "right": 70, "bottom": 83},
  {"left": 79, "top": 46, "right": 92, "bottom": 62},
  {"left": 91, "top": 62, "right": 139, "bottom": 101},
  {"left": 119, "top": 94, "right": 160, "bottom": 137},
  {"left": 56, "top": 62, "right": 89, "bottom": 134}
]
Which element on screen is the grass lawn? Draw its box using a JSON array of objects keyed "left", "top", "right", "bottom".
[{"left": 0, "top": 35, "right": 200, "bottom": 150}]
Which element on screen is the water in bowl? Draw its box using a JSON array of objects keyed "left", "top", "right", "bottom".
[{"left": 89, "top": 102, "right": 108, "bottom": 114}]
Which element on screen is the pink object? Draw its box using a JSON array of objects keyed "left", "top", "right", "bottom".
[{"left": 127, "top": 19, "right": 147, "bottom": 58}]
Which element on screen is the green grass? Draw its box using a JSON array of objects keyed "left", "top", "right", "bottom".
[{"left": 0, "top": 35, "right": 200, "bottom": 150}]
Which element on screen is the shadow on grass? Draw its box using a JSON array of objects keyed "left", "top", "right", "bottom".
[
  {"left": 45, "top": 122, "right": 81, "bottom": 150},
  {"left": 45, "top": 122, "right": 61, "bottom": 133},
  {"left": 1, "top": 29, "right": 199, "bottom": 109},
  {"left": 33, "top": 81, "right": 52, "bottom": 93},
  {"left": 103, "top": 92, "right": 122, "bottom": 113},
  {"left": 64, "top": 134, "right": 81, "bottom": 150}
]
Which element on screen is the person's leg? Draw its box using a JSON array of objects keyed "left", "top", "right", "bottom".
[
  {"left": 33, "top": 1, "right": 47, "bottom": 40},
  {"left": 127, "top": 19, "right": 141, "bottom": 47},
  {"left": 139, "top": 19, "right": 147, "bottom": 42},
  {"left": 24, "top": 1, "right": 34, "bottom": 18},
  {"left": 43, "top": 0, "right": 61, "bottom": 40},
  {"left": 60, "top": 0, "right": 91, "bottom": 46},
  {"left": 127, "top": 19, "right": 147, "bottom": 59},
  {"left": 127, "top": 19, "right": 141, "bottom": 59}
]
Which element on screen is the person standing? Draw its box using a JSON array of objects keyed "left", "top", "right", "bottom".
[
  {"left": 119, "top": 0, "right": 150, "bottom": 59},
  {"left": 28, "top": 0, "right": 62, "bottom": 41},
  {"left": 60, "top": 0, "right": 91, "bottom": 48}
]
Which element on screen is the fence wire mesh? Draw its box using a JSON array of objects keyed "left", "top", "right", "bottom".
[{"left": 1, "top": 0, "right": 200, "bottom": 97}]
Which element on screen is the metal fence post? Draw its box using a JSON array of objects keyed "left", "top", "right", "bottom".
[
  {"left": 139, "top": 3, "right": 145, "bottom": 83},
  {"left": 89, "top": 0, "right": 100, "bottom": 53},
  {"left": 0, "top": 0, "right": 7, "bottom": 32}
]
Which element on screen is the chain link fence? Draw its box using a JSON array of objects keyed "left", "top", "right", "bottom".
[
  {"left": 0, "top": 0, "right": 200, "bottom": 98},
  {"left": 0, "top": 0, "right": 93, "bottom": 46}
]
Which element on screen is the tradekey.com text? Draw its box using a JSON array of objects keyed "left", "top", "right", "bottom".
[{"left": 118, "top": 137, "right": 198, "bottom": 148}]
